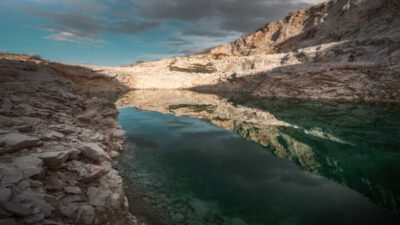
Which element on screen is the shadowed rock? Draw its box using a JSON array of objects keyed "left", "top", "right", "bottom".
[{"left": 0, "top": 133, "right": 41, "bottom": 154}]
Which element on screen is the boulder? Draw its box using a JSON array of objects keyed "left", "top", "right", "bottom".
[
  {"left": 16, "top": 180, "right": 32, "bottom": 192},
  {"left": 15, "top": 125, "right": 33, "bottom": 133},
  {"left": 100, "top": 107, "right": 118, "bottom": 117},
  {"left": 43, "top": 131, "right": 65, "bottom": 141},
  {"left": 60, "top": 194, "right": 85, "bottom": 206},
  {"left": 76, "top": 205, "right": 95, "bottom": 225},
  {"left": 0, "top": 132, "right": 41, "bottom": 154},
  {"left": 66, "top": 161, "right": 108, "bottom": 183},
  {"left": 79, "top": 143, "right": 111, "bottom": 162},
  {"left": 45, "top": 175, "right": 65, "bottom": 192},
  {"left": 59, "top": 202, "right": 79, "bottom": 218},
  {"left": 64, "top": 186, "right": 82, "bottom": 195},
  {"left": 110, "top": 151, "right": 120, "bottom": 158},
  {"left": 35, "top": 150, "right": 76, "bottom": 169},
  {"left": 111, "top": 129, "right": 126, "bottom": 140},
  {"left": 0, "top": 201, "right": 31, "bottom": 217},
  {"left": 80, "top": 166, "right": 107, "bottom": 183},
  {"left": 0, "top": 164, "right": 24, "bottom": 184},
  {"left": 48, "top": 124, "right": 75, "bottom": 135},
  {"left": 77, "top": 110, "right": 103, "bottom": 123},
  {"left": 109, "top": 193, "right": 126, "bottom": 211},
  {"left": 87, "top": 187, "right": 111, "bottom": 207},
  {"left": 13, "top": 156, "right": 43, "bottom": 178},
  {"left": 17, "top": 192, "right": 56, "bottom": 217}
]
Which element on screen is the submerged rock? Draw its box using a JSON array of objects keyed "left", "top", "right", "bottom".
[{"left": 76, "top": 205, "right": 95, "bottom": 225}]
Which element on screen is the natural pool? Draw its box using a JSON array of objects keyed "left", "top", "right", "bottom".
[{"left": 117, "top": 90, "right": 400, "bottom": 225}]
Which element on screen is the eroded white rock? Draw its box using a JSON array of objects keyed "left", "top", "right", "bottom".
[{"left": 79, "top": 143, "right": 111, "bottom": 162}]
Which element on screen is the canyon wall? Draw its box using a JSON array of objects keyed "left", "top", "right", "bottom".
[{"left": 90, "top": 0, "right": 400, "bottom": 102}]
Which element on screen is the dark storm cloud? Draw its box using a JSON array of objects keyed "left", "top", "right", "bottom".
[
  {"left": 18, "top": 0, "right": 321, "bottom": 46},
  {"left": 135, "top": 0, "right": 311, "bottom": 34},
  {"left": 23, "top": 3, "right": 159, "bottom": 40}
]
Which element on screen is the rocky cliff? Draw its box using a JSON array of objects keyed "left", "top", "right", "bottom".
[
  {"left": 90, "top": 0, "right": 400, "bottom": 102},
  {"left": 0, "top": 54, "right": 143, "bottom": 225}
]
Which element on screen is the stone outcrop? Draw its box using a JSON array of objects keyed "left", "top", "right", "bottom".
[
  {"left": 0, "top": 54, "right": 143, "bottom": 225},
  {"left": 88, "top": 0, "right": 400, "bottom": 102}
]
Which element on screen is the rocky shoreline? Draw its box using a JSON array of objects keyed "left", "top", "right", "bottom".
[
  {"left": 1, "top": 0, "right": 399, "bottom": 224},
  {"left": 0, "top": 54, "right": 143, "bottom": 225}
]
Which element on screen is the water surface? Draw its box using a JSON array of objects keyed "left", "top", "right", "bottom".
[{"left": 117, "top": 90, "right": 400, "bottom": 225}]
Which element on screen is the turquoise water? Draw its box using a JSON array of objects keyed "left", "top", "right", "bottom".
[{"left": 117, "top": 99, "right": 400, "bottom": 225}]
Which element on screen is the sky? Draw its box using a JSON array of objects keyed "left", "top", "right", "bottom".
[{"left": 0, "top": 0, "right": 325, "bottom": 66}]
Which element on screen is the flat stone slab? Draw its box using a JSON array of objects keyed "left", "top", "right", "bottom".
[
  {"left": 43, "top": 131, "right": 65, "bottom": 141},
  {"left": 0, "top": 132, "right": 41, "bottom": 154},
  {"left": 0, "top": 163, "right": 24, "bottom": 184},
  {"left": 35, "top": 150, "right": 78, "bottom": 169},
  {"left": 13, "top": 156, "right": 43, "bottom": 178}
]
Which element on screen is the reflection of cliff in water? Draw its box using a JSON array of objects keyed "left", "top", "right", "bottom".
[{"left": 117, "top": 90, "right": 400, "bottom": 212}]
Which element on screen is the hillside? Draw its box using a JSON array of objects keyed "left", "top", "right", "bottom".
[{"left": 90, "top": 0, "right": 400, "bottom": 102}]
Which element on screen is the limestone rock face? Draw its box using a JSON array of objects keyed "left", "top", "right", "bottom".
[
  {"left": 0, "top": 55, "right": 140, "bottom": 225},
  {"left": 88, "top": 0, "right": 400, "bottom": 102}
]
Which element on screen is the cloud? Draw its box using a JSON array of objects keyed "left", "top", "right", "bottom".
[
  {"left": 134, "top": 0, "right": 315, "bottom": 33},
  {"left": 14, "top": 0, "right": 326, "bottom": 50},
  {"left": 131, "top": 0, "right": 322, "bottom": 53},
  {"left": 166, "top": 33, "right": 241, "bottom": 55},
  {"left": 21, "top": 0, "right": 159, "bottom": 45},
  {"left": 46, "top": 32, "right": 102, "bottom": 45}
]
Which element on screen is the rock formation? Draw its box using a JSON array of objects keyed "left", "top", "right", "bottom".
[
  {"left": 89, "top": 0, "right": 400, "bottom": 102},
  {"left": 0, "top": 54, "right": 143, "bottom": 225},
  {"left": 1, "top": 0, "right": 399, "bottom": 224}
]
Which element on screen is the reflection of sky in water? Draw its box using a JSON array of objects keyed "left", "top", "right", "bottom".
[{"left": 118, "top": 107, "right": 400, "bottom": 225}]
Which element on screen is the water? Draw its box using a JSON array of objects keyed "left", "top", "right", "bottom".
[{"left": 117, "top": 90, "right": 400, "bottom": 225}]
